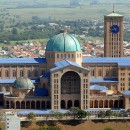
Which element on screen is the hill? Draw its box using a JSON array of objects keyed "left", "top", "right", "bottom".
[{"left": 0, "top": 0, "right": 129, "bottom": 22}]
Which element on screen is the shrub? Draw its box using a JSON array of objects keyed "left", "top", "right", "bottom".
[
  {"left": 37, "top": 126, "right": 60, "bottom": 130},
  {"left": 104, "top": 127, "right": 115, "bottom": 130}
]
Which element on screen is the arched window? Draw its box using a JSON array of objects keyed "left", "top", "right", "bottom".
[
  {"left": 68, "top": 54, "right": 70, "bottom": 58},
  {"left": 72, "top": 54, "right": 74, "bottom": 58},
  {"left": 13, "top": 70, "right": 16, "bottom": 77},
  {"left": 91, "top": 70, "right": 94, "bottom": 76},
  {"left": 5, "top": 70, "right": 9, "bottom": 77},
  {"left": 112, "top": 69, "right": 116, "bottom": 77},
  {"left": 80, "top": 53, "right": 82, "bottom": 57},
  {"left": 106, "top": 69, "right": 109, "bottom": 77},
  {"left": 98, "top": 69, "right": 102, "bottom": 76},
  {"left": 64, "top": 54, "right": 66, "bottom": 58},
  {"left": 61, "top": 71, "right": 80, "bottom": 94},
  {"left": 6, "top": 84, "right": 9, "bottom": 92},
  {"left": 42, "top": 70, "right": 45, "bottom": 75},
  {"left": 57, "top": 54, "right": 59, "bottom": 58},
  {"left": 61, "top": 54, "right": 63, "bottom": 58},
  {"left": 34, "top": 70, "right": 38, "bottom": 77},
  {"left": 20, "top": 70, "right": 23, "bottom": 77},
  {"left": 27, "top": 70, "right": 31, "bottom": 77}
]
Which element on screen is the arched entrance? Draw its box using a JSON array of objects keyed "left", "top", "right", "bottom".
[
  {"left": 99, "top": 100, "right": 103, "bottom": 108},
  {"left": 36, "top": 101, "right": 40, "bottom": 109},
  {"left": 90, "top": 100, "right": 93, "bottom": 108},
  {"left": 61, "top": 71, "right": 80, "bottom": 94},
  {"left": 94, "top": 100, "right": 98, "bottom": 108},
  {"left": 11, "top": 101, "right": 14, "bottom": 109},
  {"left": 16, "top": 101, "right": 20, "bottom": 109},
  {"left": 6, "top": 101, "right": 9, "bottom": 109},
  {"left": 21, "top": 101, "right": 25, "bottom": 109},
  {"left": 47, "top": 101, "right": 51, "bottom": 109},
  {"left": 31, "top": 101, "right": 35, "bottom": 109},
  {"left": 67, "top": 100, "right": 72, "bottom": 109},
  {"left": 74, "top": 100, "right": 80, "bottom": 108},
  {"left": 41, "top": 101, "right": 45, "bottom": 109},
  {"left": 61, "top": 100, "right": 66, "bottom": 109},
  {"left": 0, "top": 94, "right": 4, "bottom": 107},
  {"left": 114, "top": 100, "right": 119, "bottom": 108},
  {"left": 104, "top": 100, "right": 108, "bottom": 108},
  {"left": 26, "top": 101, "right": 30, "bottom": 109},
  {"left": 119, "top": 100, "right": 124, "bottom": 108},
  {"left": 109, "top": 100, "right": 113, "bottom": 108}
]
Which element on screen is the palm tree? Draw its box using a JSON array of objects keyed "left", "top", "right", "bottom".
[{"left": 27, "top": 112, "right": 36, "bottom": 124}]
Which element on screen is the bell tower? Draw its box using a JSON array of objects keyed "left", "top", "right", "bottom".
[{"left": 104, "top": 8, "right": 124, "bottom": 57}]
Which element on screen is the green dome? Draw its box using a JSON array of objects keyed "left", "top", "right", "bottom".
[
  {"left": 46, "top": 33, "right": 81, "bottom": 52},
  {"left": 14, "top": 77, "right": 35, "bottom": 89}
]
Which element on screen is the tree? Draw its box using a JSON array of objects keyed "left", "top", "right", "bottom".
[
  {"left": 98, "top": 111, "right": 106, "bottom": 118},
  {"left": 86, "top": 112, "right": 91, "bottom": 120},
  {"left": 106, "top": 110, "right": 113, "bottom": 118},
  {"left": 54, "top": 112, "right": 63, "bottom": 120},
  {"left": 113, "top": 112, "right": 119, "bottom": 119},
  {"left": 27, "top": 112, "right": 35, "bottom": 122},
  {"left": 76, "top": 109, "right": 87, "bottom": 119},
  {"left": 69, "top": 107, "right": 79, "bottom": 120},
  {"left": 127, "top": 108, "right": 130, "bottom": 113},
  {"left": 12, "top": 28, "right": 18, "bottom": 35},
  {"left": 0, "top": 24, "right": 4, "bottom": 32},
  {"left": 104, "top": 127, "right": 115, "bottom": 130},
  {"left": 0, "top": 113, "right": 5, "bottom": 121}
]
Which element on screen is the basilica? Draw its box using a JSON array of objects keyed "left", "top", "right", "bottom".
[{"left": 0, "top": 12, "right": 130, "bottom": 110}]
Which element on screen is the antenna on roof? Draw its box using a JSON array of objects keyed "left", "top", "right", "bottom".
[{"left": 113, "top": 4, "right": 115, "bottom": 13}]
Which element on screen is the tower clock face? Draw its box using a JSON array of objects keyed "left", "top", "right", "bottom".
[{"left": 110, "top": 25, "right": 119, "bottom": 34}]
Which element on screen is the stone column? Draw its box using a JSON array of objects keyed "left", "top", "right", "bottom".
[
  {"left": 14, "top": 101, "right": 16, "bottom": 109},
  {"left": 108, "top": 100, "right": 110, "bottom": 108},
  {"left": 40, "top": 101, "right": 42, "bottom": 109},
  {"left": 65, "top": 100, "right": 67, "bottom": 109},
  {"left": 24, "top": 66, "right": 27, "bottom": 77},
  {"left": 93, "top": 101, "right": 94, "bottom": 108},
  {"left": 103, "top": 100, "right": 104, "bottom": 108},
  {"left": 9, "top": 101, "right": 11, "bottom": 109},
  {"left": 118, "top": 100, "right": 119, "bottom": 108},
  {"left": 35, "top": 101, "right": 36, "bottom": 109},
  {"left": 25, "top": 101, "right": 26, "bottom": 109},
  {"left": 4, "top": 101, "right": 6, "bottom": 108},
  {"left": 113, "top": 100, "right": 114, "bottom": 108},
  {"left": 98, "top": 100, "right": 99, "bottom": 108},
  {"left": 1, "top": 65, "right": 4, "bottom": 79},
  {"left": 30, "top": 101, "right": 31, "bottom": 109}
]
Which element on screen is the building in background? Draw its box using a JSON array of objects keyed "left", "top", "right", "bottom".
[
  {"left": 104, "top": 11, "right": 124, "bottom": 57},
  {"left": 0, "top": 12, "right": 129, "bottom": 111},
  {"left": 5, "top": 112, "right": 20, "bottom": 130}
]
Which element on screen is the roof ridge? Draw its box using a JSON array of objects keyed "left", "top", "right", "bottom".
[
  {"left": 53, "top": 34, "right": 60, "bottom": 51},
  {"left": 64, "top": 59, "right": 71, "bottom": 66},
  {"left": 68, "top": 34, "right": 78, "bottom": 51}
]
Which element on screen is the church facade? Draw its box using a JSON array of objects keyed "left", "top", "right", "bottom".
[{"left": 0, "top": 12, "right": 130, "bottom": 110}]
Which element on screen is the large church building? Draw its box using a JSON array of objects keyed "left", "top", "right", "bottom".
[{"left": 0, "top": 12, "right": 130, "bottom": 111}]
